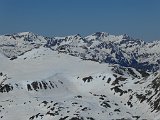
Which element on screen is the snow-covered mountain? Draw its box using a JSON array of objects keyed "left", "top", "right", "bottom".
[
  {"left": 0, "top": 32, "right": 160, "bottom": 120},
  {"left": 0, "top": 31, "right": 159, "bottom": 71},
  {"left": 0, "top": 32, "right": 46, "bottom": 58},
  {"left": 44, "top": 32, "right": 159, "bottom": 72}
]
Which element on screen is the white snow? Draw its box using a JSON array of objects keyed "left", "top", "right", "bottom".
[{"left": 0, "top": 32, "right": 160, "bottom": 120}]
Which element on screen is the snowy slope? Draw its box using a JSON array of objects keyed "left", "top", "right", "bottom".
[
  {"left": 0, "top": 32, "right": 160, "bottom": 120},
  {"left": 0, "top": 47, "right": 159, "bottom": 120}
]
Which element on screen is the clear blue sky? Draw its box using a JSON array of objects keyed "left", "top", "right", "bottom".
[{"left": 0, "top": 0, "right": 160, "bottom": 41}]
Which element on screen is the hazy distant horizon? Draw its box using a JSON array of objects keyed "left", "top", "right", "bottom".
[{"left": 0, "top": 0, "right": 160, "bottom": 41}]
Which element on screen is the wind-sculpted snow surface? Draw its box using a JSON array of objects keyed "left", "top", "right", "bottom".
[{"left": 0, "top": 32, "right": 160, "bottom": 120}]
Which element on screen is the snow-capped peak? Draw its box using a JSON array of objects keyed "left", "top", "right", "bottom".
[
  {"left": 85, "top": 32, "right": 132, "bottom": 43},
  {"left": 85, "top": 32, "right": 109, "bottom": 41},
  {"left": 16, "top": 32, "right": 33, "bottom": 36},
  {"left": 92, "top": 32, "right": 109, "bottom": 38}
]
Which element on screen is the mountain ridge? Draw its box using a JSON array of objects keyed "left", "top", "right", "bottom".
[{"left": 0, "top": 31, "right": 160, "bottom": 72}]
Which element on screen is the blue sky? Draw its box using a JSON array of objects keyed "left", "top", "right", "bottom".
[{"left": 0, "top": 0, "right": 160, "bottom": 41}]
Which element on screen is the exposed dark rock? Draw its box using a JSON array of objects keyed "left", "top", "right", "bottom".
[
  {"left": 111, "top": 76, "right": 127, "bottom": 85},
  {"left": 27, "top": 84, "right": 32, "bottom": 91},
  {"left": 132, "top": 115, "right": 140, "bottom": 119},
  {"left": 100, "top": 101, "right": 111, "bottom": 108},
  {"left": 107, "top": 78, "right": 111, "bottom": 83},
  {"left": 70, "top": 117, "right": 84, "bottom": 120},
  {"left": 136, "top": 94, "right": 146, "bottom": 103},
  {"left": 114, "top": 109, "right": 121, "bottom": 112},
  {"left": 59, "top": 116, "right": 69, "bottom": 120},
  {"left": 111, "top": 86, "right": 127, "bottom": 96},
  {"left": 81, "top": 107, "right": 90, "bottom": 111},
  {"left": 0, "top": 84, "right": 13, "bottom": 93},
  {"left": 82, "top": 76, "right": 93, "bottom": 82},
  {"left": 86, "top": 117, "right": 95, "bottom": 120}
]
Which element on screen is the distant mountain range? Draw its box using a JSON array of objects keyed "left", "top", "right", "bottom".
[{"left": 0, "top": 32, "right": 160, "bottom": 72}]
